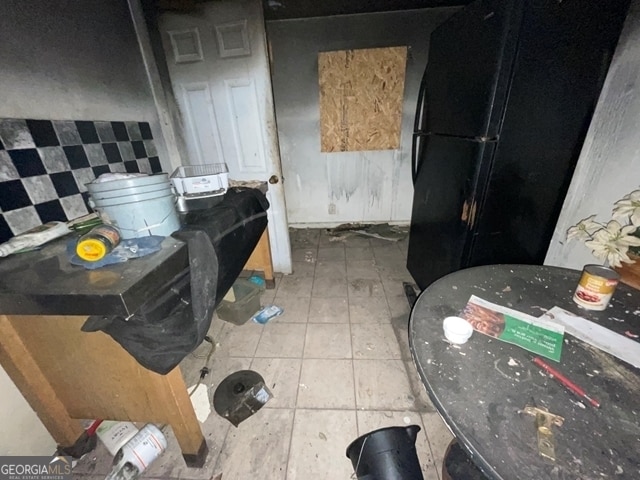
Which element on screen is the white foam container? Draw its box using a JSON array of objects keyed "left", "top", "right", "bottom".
[{"left": 443, "top": 316, "right": 473, "bottom": 344}]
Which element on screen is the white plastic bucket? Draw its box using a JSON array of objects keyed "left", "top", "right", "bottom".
[
  {"left": 88, "top": 173, "right": 170, "bottom": 193},
  {"left": 89, "top": 182, "right": 173, "bottom": 201},
  {"left": 87, "top": 175, "right": 180, "bottom": 239},
  {"left": 89, "top": 186, "right": 174, "bottom": 205}
]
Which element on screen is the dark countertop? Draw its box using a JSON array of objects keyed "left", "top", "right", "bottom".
[
  {"left": 409, "top": 264, "right": 640, "bottom": 480},
  {"left": 0, "top": 235, "right": 188, "bottom": 317}
]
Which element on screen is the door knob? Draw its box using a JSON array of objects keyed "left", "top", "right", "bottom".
[{"left": 269, "top": 175, "right": 279, "bottom": 184}]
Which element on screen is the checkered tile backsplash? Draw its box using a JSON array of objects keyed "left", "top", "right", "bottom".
[{"left": 0, "top": 118, "right": 163, "bottom": 243}]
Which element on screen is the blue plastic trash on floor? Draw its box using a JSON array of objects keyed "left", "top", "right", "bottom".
[{"left": 252, "top": 305, "right": 284, "bottom": 324}]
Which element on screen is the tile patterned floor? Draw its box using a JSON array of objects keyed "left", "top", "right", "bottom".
[{"left": 73, "top": 228, "right": 453, "bottom": 479}]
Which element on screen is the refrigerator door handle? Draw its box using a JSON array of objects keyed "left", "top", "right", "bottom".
[
  {"left": 413, "top": 70, "right": 429, "bottom": 134},
  {"left": 412, "top": 68, "right": 429, "bottom": 185},
  {"left": 411, "top": 132, "right": 428, "bottom": 185}
]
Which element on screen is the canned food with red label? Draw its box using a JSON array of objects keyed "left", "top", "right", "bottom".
[{"left": 573, "top": 264, "right": 620, "bottom": 311}]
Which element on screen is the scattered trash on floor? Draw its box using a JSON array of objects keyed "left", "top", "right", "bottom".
[
  {"left": 247, "top": 274, "right": 266, "bottom": 289},
  {"left": 56, "top": 419, "right": 102, "bottom": 458},
  {"left": 190, "top": 384, "right": 212, "bottom": 423},
  {"left": 96, "top": 421, "right": 139, "bottom": 456},
  {"left": 213, "top": 370, "right": 272, "bottom": 427},
  {"left": 252, "top": 305, "right": 284, "bottom": 324},
  {"left": 326, "top": 223, "right": 408, "bottom": 242},
  {"left": 105, "top": 424, "right": 167, "bottom": 480}
]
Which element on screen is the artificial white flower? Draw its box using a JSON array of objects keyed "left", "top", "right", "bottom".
[
  {"left": 613, "top": 189, "right": 640, "bottom": 226},
  {"left": 584, "top": 237, "right": 631, "bottom": 267},
  {"left": 567, "top": 189, "right": 640, "bottom": 265},
  {"left": 591, "top": 220, "right": 640, "bottom": 246},
  {"left": 583, "top": 221, "right": 640, "bottom": 267},
  {"left": 565, "top": 215, "right": 601, "bottom": 242}
]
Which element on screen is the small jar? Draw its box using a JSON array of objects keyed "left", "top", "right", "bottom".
[{"left": 76, "top": 225, "right": 121, "bottom": 262}]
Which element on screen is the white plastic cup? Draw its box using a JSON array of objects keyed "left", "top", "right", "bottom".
[{"left": 443, "top": 316, "right": 473, "bottom": 344}]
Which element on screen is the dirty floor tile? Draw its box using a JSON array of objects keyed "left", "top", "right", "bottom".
[
  {"left": 349, "top": 296, "right": 392, "bottom": 323},
  {"left": 213, "top": 408, "right": 294, "bottom": 479},
  {"left": 317, "top": 246, "right": 346, "bottom": 262},
  {"left": 254, "top": 323, "right": 306, "bottom": 358},
  {"left": 268, "top": 296, "right": 310, "bottom": 323},
  {"left": 212, "top": 321, "right": 263, "bottom": 357},
  {"left": 304, "top": 323, "right": 352, "bottom": 358},
  {"left": 348, "top": 277, "right": 386, "bottom": 297},
  {"left": 422, "top": 411, "right": 455, "bottom": 473},
  {"left": 308, "top": 297, "right": 350, "bottom": 323},
  {"left": 353, "top": 359, "right": 415, "bottom": 410},
  {"left": 297, "top": 359, "right": 355, "bottom": 409},
  {"left": 312, "top": 275, "right": 349, "bottom": 298},
  {"left": 286, "top": 409, "right": 358, "bottom": 480},
  {"left": 351, "top": 323, "right": 403, "bottom": 359},
  {"left": 277, "top": 275, "right": 314, "bottom": 297}
]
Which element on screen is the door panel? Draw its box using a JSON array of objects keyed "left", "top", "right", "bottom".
[
  {"left": 407, "top": 135, "right": 494, "bottom": 289},
  {"left": 424, "top": 0, "right": 522, "bottom": 138},
  {"left": 224, "top": 78, "right": 267, "bottom": 173},
  {"left": 181, "top": 83, "right": 225, "bottom": 165},
  {"left": 160, "top": 0, "right": 292, "bottom": 273}
]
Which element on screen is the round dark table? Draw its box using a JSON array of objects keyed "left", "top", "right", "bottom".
[{"left": 409, "top": 265, "right": 640, "bottom": 479}]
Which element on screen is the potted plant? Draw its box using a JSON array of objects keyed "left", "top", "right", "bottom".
[{"left": 566, "top": 189, "right": 640, "bottom": 288}]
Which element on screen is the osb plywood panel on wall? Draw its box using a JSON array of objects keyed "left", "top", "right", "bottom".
[{"left": 318, "top": 46, "right": 408, "bottom": 152}]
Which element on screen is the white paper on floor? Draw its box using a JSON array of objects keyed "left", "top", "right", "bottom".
[{"left": 189, "top": 384, "right": 211, "bottom": 423}]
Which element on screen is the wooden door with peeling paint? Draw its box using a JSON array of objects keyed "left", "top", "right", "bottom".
[{"left": 159, "top": 0, "right": 292, "bottom": 274}]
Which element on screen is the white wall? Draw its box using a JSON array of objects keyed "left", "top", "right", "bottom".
[
  {"left": 267, "top": 8, "right": 459, "bottom": 226},
  {"left": 0, "top": 0, "right": 173, "bottom": 172},
  {"left": 545, "top": 0, "right": 640, "bottom": 269},
  {"left": 0, "top": 368, "right": 56, "bottom": 455},
  {"left": 0, "top": 0, "right": 171, "bottom": 455}
]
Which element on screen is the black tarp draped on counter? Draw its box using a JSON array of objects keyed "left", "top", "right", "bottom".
[{"left": 82, "top": 187, "right": 269, "bottom": 374}]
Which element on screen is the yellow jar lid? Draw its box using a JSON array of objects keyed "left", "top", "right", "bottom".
[{"left": 76, "top": 238, "right": 107, "bottom": 262}]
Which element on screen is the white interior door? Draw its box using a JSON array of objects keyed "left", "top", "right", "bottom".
[{"left": 159, "top": 0, "right": 292, "bottom": 274}]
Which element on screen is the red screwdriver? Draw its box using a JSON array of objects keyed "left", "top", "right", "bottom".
[{"left": 532, "top": 357, "right": 600, "bottom": 408}]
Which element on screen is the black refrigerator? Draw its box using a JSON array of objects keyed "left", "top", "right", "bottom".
[{"left": 407, "top": 0, "right": 630, "bottom": 290}]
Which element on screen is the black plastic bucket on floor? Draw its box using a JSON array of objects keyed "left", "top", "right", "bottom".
[{"left": 346, "top": 425, "right": 424, "bottom": 480}]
